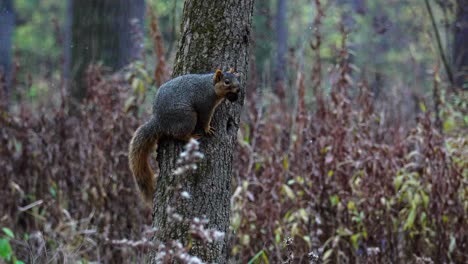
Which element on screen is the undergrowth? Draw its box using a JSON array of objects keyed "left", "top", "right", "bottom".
[
  {"left": 231, "top": 80, "right": 467, "bottom": 263},
  {"left": 1, "top": 62, "right": 466, "bottom": 263}
]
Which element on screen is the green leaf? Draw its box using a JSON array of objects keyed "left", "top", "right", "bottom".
[
  {"left": 124, "top": 96, "right": 136, "bottom": 113},
  {"left": 302, "top": 235, "right": 311, "bottom": 247},
  {"left": 248, "top": 250, "right": 269, "bottom": 264},
  {"left": 137, "top": 80, "right": 145, "bottom": 94},
  {"left": 295, "top": 176, "right": 304, "bottom": 185},
  {"left": 0, "top": 239, "right": 12, "bottom": 261},
  {"left": 442, "top": 215, "right": 449, "bottom": 224},
  {"left": 275, "top": 232, "right": 281, "bottom": 244},
  {"left": 419, "top": 102, "right": 427, "bottom": 112},
  {"left": 282, "top": 184, "right": 296, "bottom": 200},
  {"left": 322, "top": 249, "right": 333, "bottom": 260},
  {"left": 137, "top": 67, "right": 152, "bottom": 84},
  {"left": 404, "top": 207, "right": 416, "bottom": 230},
  {"left": 242, "top": 180, "right": 249, "bottom": 190},
  {"left": 413, "top": 193, "right": 421, "bottom": 206},
  {"left": 282, "top": 155, "right": 289, "bottom": 170},
  {"left": 449, "top": 234, "right": 456, "bottom": 253},
  {"left": 336, "top": 227, "right": 353, "bottom": 237},
  {"left": 394, "top": 175, "right": 403, "bottom": 190},
  {"left": 261, "top": 251, "right": 269, "bottom": 264},
  {"left": 443, "top": 117, "right": 455, "bottom": 132},
  {"left": 241, "top": 234, "right": 250, "bottom": 246},
  {"left": 124, "top": 71, "right": 133, "bottom": 81},
  {"left": 131, "top": 78, "right": 140, "bottom": 92},
  {"left": 421, "top": 192, "right": 429, "bottom": 208},
  {"left": 254, "top": 162, "right": 262, "bottom": 172},
  {"left": 291, "top": 223, "right": 299, "bottom": 236},
  {"left": 298, "top": 208, "right": 309, "bottom": 222},
  {"left": 420, "top": 212, "right": 427, "bottom": 226},
  {"left": 330, "top": 195, "right": 339, "bottom": 206},
  {"left": 2, "top": 228, "right": 14, "bottom": 239},
  {"left": 49, "top": 186, "right": 56, "bottom": 198},
  {"left": 351, "top": 233, "right": 360, "bottom": 249},
  {"left": 231, "top": 213, "right": 241, "bottom": 230}
]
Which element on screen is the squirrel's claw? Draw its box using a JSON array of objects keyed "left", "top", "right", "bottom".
[{"left": 205, "top": 126, "right": 216, "bottom": 136}]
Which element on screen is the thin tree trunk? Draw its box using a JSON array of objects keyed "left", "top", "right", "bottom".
[
  {"left": 350, "top": 0, "right": 367, "bottom": 15},
  {"left": 253, "top": 0, "right": 272, "bottom": 75},
  {"left": 274, "top": 0, "right": 287, "bottom": 99},
  {"left": 0, "top": 0, "right": 14, "bottom": 108},
  {"left": 152, "top": 0, "right": 254, "bottom": 263},
  {"left": 454, "top": 0, "right": 468, "bottom": 88},
  {"left": 68, "top": 0, "right": 145, "bottom": 103}
]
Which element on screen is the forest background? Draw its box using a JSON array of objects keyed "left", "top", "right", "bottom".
[{"left": 0, "top": 0, "right": 466, "bottom": 263}]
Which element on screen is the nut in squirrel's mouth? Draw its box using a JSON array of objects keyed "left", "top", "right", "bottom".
[{"left": 226, "top": 92, "right": 239, "bottom": 102}]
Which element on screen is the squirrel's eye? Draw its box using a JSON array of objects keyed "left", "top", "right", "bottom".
[{"left": 224, "top": 79, "right": 230, "bottom": 85}]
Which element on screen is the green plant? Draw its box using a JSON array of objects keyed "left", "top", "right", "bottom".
[{"left": 0, "top": 228, "right": 24, "bottom": 264}]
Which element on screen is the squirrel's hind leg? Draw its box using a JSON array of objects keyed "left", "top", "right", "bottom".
[{"left": 166, "top": 110, "right": 198, "bottom": 142}]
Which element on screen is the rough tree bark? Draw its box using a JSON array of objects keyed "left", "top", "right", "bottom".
[
  {"left": 151, "top": 0, "right": 254, "bottom": 263},
  {"left": 0, "top": 0, "right": 14, "bottom": 108},
  {"left": 68, "top": 0, "right": 145, "bottom": 103},
  {"left": 454, "top": 0, "right": 468, "bottom": 88}
]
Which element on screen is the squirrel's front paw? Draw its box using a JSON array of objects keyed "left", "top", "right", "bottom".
[{"left": 204, "top": 126, "right": 216, "bottom": 136}]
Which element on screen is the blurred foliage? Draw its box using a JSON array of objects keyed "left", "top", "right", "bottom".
[
  {"left": 12, "top": 0, "right": 65, "bottom": 103},
  {"left": 11, "top": 0, "right": 182, "bottom": 104},
  {"left": 11, "top": 0, "right": 458, "bottom": 104},
  {"left": 14, "top": 0, "right": 65, "bottom": 70}
]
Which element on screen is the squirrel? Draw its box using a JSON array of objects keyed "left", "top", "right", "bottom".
[{"left": 128, "top": 69, "right": 240, "bottom": 203}]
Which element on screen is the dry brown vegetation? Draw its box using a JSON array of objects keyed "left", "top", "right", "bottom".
[{"left": 1, "top": 59, "right": 466, "bottom": 263}]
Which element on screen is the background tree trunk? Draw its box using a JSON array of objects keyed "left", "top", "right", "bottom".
[
  {"left": 274, "top": 0, "right": 287, "bottom": 99},
  {"left": 350, "top": 0, "right": 367, "bottom": 15},
  {"left": 253, "top": 0, "right": 272, "bottom": 75},
  {"left": 68, "top": 0, "right": 145, "bottom": 103},
  {"left": 0, "top": 0, "right": 14, "bottom": 108},
  {"left": 152, "top": 0, "right": 254, "bottom": 263},
  {"left": 454, "top": 0, "right": 468, "bottom": 88}
]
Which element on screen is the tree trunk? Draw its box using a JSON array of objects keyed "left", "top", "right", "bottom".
[
  {"left": 274, "top": 0, "right": 287, "bottom": 99},
  {"left": 152, "top": 0, "right": 254, "bottom": 263},
  {"left": 350, "top": 0, "right": 367, "bottom": 15},
  {"left": 0, "top": 0, "right": 14, "bottom": 108},
  {"left": 253, "top": 0, "right": 272, "bottom": 75},
  {"left": 68, "top": 0, "right": 145, "bottom": 103},
  {"left": 454, "top": 0, "right": 468, "bottom": 89}
]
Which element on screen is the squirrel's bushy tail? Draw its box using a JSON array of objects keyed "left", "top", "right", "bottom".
[{"left": 129, "top": 118, "right": 159, "bottom": 204}]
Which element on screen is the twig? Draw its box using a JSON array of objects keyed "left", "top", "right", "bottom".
[
  {"left": 18, "top": 200, "right": 44, "bottom": 212},
  {"left": 424, "top": 0, "right": 455, "bottom": 90}
]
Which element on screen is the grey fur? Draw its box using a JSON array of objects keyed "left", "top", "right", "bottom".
[{"left": 152, "top": 72, "right": 239, "bottom": 138}]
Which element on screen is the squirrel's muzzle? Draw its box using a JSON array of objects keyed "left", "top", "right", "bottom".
[{"left": 226, "top": 87, "right": 239, "bottom": 102}]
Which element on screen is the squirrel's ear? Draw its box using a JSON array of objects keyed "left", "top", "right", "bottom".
[
  {"left": 228, "top": 67, "right": 240, "bottom": 78},
  {"left": 213, "top": 69, "right": 223, "bottom": 84}
]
